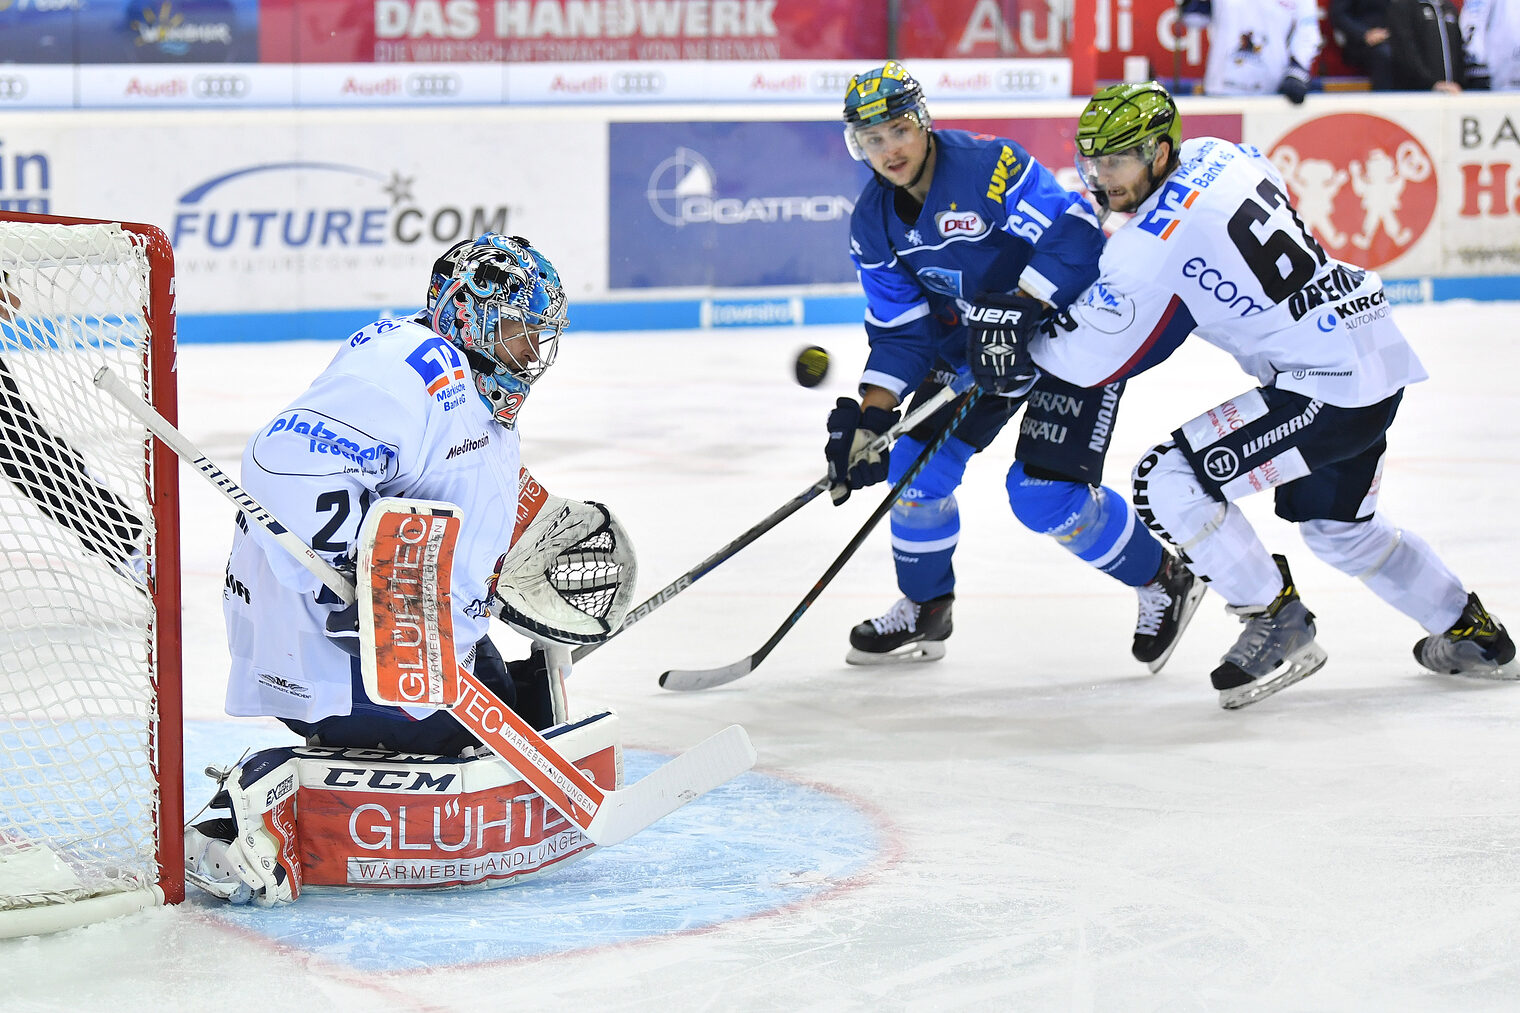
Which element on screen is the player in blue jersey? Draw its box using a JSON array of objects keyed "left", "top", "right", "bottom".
[{"left": 826, "top": 62, "right": 1205, "bottom": 673}]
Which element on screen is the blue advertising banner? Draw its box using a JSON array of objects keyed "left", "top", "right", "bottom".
[
  {"left": 0, "top": 0, "right": 259, "bottom": 64},
  {"left": 609, "top": 121, "right": 873, "bottom": 290}
]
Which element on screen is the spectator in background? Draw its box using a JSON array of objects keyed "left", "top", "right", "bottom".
[
  {"left": 1181, "top": 0, "right": 1322, "bottom": 104},
  {"left": 1462, "top": 0, "right": 1520, "bottom": 90},
  {"left": 1330, "top": 0, "right": 1396, "bottom": 90},
  {"left": 1386, "top": 0, "right": 1469, "bottom": 92}
]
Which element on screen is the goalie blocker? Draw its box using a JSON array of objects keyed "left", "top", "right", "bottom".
[{"left": 185, "top": 711, "right": 623, "bottom": 904}]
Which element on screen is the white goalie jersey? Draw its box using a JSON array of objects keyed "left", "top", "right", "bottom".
[
  {"left": 223, "top": 316, "right": 527, "bottom": 724},
  {"left": 1030, "top": 137, "right": 1428, "bottom": 409}
]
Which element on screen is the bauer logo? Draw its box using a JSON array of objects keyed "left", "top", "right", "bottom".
[{"left": 1268, "top": 114, "right": 1438, "bottom": 270}]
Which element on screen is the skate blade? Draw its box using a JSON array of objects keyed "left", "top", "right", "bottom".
[
  {"left": 845, "top": 640, "right": 947, "bottom": 666},
  {"left": 1437, "top": 657, "right": 1520, "bottom": 681},
  {"left": 1218, "top": 642, "right": 1328, "bottom": 710},
  {"left": 1144, "top": 579, "right": 1209, "bottom": 675}
]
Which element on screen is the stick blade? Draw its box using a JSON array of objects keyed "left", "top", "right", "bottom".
[
  {"left": 659, "top": 657, "right": 756, "bottom": 692},
  {"left": 584, "top": 724, "right": 757, "bottom": 846}
]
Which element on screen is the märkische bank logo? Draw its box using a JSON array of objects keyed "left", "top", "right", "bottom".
[
  {"left": 645, "top": 147, "right": 853, "bottom": 227},
  {"left": 1269, "top": 114, "right": 1437, "bottom": 270}
]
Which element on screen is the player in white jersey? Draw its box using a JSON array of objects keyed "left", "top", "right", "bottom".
[
  {"left": 182, "top": 234, "right": 646, "bottom": 905},
  {"left": 1028, "top": 82, "right": 1517, "bottom": 708},
  {"left": 1182, "top": 0, "right": 1322, "bottom": 102},
  {"left": 1462, "top": 0, "right": 1520, "bottom": 90},
  {"left": 221, "top": 233, "right": 588, "bottom": 746}
]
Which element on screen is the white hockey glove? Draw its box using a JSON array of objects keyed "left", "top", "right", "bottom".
[
  {"left": 184, "top": 749, "right": 303, "bottom": 906},
  {"left": 488, "top": 494, "right": 638, "bottom": 645}
]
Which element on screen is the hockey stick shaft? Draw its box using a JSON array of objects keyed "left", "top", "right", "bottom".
[
  {"left": 570, "top": 382, "right": 961, "bottom": 663},
  {"left": 659, "top": 387, "right": 985, "bottom": 692},
  {"left": 95, "top": 367, "right": 754, "bottom": 846}
]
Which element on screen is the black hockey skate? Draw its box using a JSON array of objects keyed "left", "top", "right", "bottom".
[
  {"left": 846, "top": 593, "right": 953, "bottom": 665},
  {"left": 1132, "top": 551, "right": 1206, "bottom": 673},
  {"left": 1211, "top": 555, "right": 1327, "bottom": 710},
  {"left": 1414, "top": 592, "right": 1519, "bottom": 679}
]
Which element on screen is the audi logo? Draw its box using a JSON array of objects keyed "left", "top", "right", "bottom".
[
  {"left": 193, "top": 74, "right": 249, "bottom": 99},
  {"left": 406, "top": 73, "right": 460, "bottom": 98},
  {"left": 0, "top": 76, "right": 27, "bottom": 101},
  {"left": 997, "top": 70, "right": 1047, "bottom": 93},
  {"left": 613, "top": 71, "right": 665, "bottom": 95},
  {"left": 811, "top": 72, "right": 855, "bottom": 94}
]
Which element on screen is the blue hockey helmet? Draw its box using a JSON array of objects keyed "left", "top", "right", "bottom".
[
  {"left": 428, "top": 233, "right": 568, "bottom": 427},
  {"left": 842, "top": 61, "right": 932, "bottom": 161}
]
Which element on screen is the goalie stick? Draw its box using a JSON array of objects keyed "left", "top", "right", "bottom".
[
  {"left": 94, "top": 367, "right": 756, "bottom": 847},
  {"left": 660, "top": 386, "right": 985, "bottom": 692},
  {"left": 570, "top": 381, "right": 962, "bottom": 663}
]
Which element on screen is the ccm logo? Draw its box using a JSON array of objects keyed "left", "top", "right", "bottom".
[
  {"left": 193, "top": 74, "right": 248, "bottom": 99},
  {"left": 0, "top": 76, "right": 28, "bottom": 101},
  {"left": 407, "top": 73, "right": 460, "bottom": 98},
  {"left": 613, "top": 70, "right": 665, "bottom": 94}
]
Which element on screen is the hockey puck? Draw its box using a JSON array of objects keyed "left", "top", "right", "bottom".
[{"left": 794, "top": 345, "right": 830, "bottom": 388}]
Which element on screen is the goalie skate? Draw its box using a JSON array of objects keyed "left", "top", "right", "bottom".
[
  {"left": 1212, "top": 555, "right": 1327, "bottom": 710},
  {"left": 846, "top": 593, "right": 952, "bottom": 665},
  {"left": 1414, "top": 592, "right": 1519, "bottom": 680}
]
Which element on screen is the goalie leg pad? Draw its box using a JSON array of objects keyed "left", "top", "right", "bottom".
[
  {"left": 295, "top": 711, "right": 622, "bottom": 890},
  {"left": 184, "top": 747, "right": 303, "bottom": 906},
  {"left": 490, "top": 494, "right": 638, "bottom": 645}
]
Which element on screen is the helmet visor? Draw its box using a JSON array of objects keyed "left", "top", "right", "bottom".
[{"left": 1074, "top": 138, "right": 1159, "bottom": 195}]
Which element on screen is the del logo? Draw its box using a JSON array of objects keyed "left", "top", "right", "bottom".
[
  {"left": 1138, "top": 180, "right": 1200, "bottom": 240},
  {"left": 1268, "top": 114, "right": 1437, "bottom": 269},
  {"left": 406, "top": 336, "right": 467, "bottom": 396},
  {"left": 935, "top": 209, "right": 987, "bottom": 238}
]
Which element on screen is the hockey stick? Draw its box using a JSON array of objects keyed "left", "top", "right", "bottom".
[
  {"left": 94, "top": 367, "right": 756, "bottom": 847},
  {"left": 570, "top": 382, "right": 962, "bottom": 663},
  {"left": 660, "top": 386, "right": 985, "bottom": 692}
]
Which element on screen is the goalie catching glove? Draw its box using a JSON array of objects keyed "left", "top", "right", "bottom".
[
  {"left": 488, "top": 493, "right": 638, "bottom": 645},
  {"left": 964, "top": 292, "right": 1043, "bottom": 398}
]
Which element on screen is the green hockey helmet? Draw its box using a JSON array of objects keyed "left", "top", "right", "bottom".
[
  {"left": 1074, "top": 81, "right": 1181, "bottom": 195},
  {"left": 842, "top": 61, "right": 932, "bottom": 161}
]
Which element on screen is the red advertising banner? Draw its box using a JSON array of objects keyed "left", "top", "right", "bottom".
[
  {"left": 260, "top": 0, "right": 886, "bottom": 63},
  {"left": 898, "top": 0, "right": 1356, "bottom": 88}
]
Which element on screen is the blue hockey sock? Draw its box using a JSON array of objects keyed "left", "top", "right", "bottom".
[{"left": 1006, "top": 463, "right": 1163, "bottom": 588}]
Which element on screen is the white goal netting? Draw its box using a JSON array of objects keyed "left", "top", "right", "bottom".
[{"left": 0, "top": 217, "right": 180, "bottom": 936}]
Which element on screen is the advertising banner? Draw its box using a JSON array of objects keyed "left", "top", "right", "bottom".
[
  {"left": 0, "top": 0, "right": 259, "bottom": 64},
  {"left": 0, "top": 109, "right": 606, "bottom": 323},
  {"left": 257, "top": 0, "right": 882, "bottom": 64},
  {"left": 608, "top": 120, "right": 872, "bottom": 289}
]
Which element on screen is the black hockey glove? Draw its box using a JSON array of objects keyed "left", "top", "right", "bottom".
[
  {"left": 1278, "top": 66, "right": 1310, "bottom": 105},
  {"left": 825, "top": 397, "right": 899, "bottom": 506},
  {"left": 964, "top": 292, "right": 1043, "bottom": 398},
  {"left": 318, "top": 548, "right": 361, "bottom": 657}
]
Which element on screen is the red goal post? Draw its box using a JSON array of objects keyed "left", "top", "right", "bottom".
[{"left": 0, "top": 209, "right": 183, "bottom": 936}]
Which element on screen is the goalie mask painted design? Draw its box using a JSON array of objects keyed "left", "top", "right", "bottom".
[{"left": 428, "top": 233, "right": 568, "bottom": 429}]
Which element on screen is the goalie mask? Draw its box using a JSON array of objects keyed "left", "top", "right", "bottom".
[
  {"left": 428, "top": 233, "right": 568, "bottom": 429},
  {"left": 487, "top": 495, "right": 637, "bottom": 646}
]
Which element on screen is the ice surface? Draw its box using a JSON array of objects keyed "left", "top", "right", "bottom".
[{"left": 3, "top": 302, "right": 1519, "bottom": 1011}]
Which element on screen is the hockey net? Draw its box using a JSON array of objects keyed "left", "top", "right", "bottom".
[{"left": 0, "top": 210, "right": 182, "bottom": 936}]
